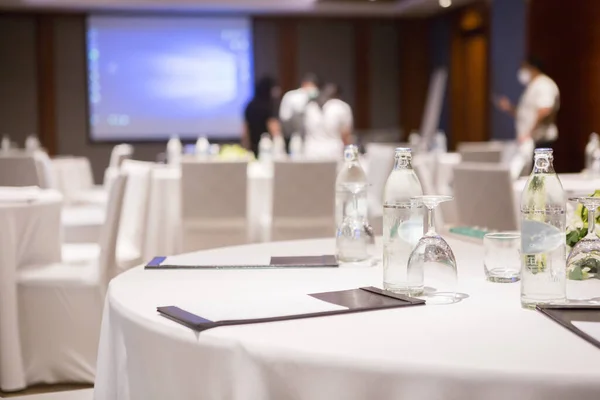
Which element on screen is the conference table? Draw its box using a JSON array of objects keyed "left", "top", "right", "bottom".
[{"left": 94, "top": 237, "right": 600, "bottom": 400}]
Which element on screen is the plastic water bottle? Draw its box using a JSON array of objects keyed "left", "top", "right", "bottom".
[
  {"left": 166, "top": 135, "right": 182, "bottom": 165},
  {"left": 383, "top": 148, "right": 424, "bottom": 293},
  {"left": 434, "top": 130, "right": 447, "bottom": 153},
  {"left": 520, "top": 148, "right": 566, "bottom": 308},
  {"left": 335, "top": 145, "right": 369, "bottom": 262},
  {"left": 1, "top": 135, "right": 10, "bottom": 152},
  {"left": 585, "top": 132, "right": 599, "bottom": 171},
  {"left": 289, "top": 132, "right": 303, "bottom": 159},
  {"left": 273, "top": 135, "right": 286, "bottom": 159},
  {"left": 195, "top": 136, "right": 210, "bottom": 159},
  {"left": 25, "top": 134, "right": 40, "bottom": 152},
  {"left": 408, "top": 130, "right": 420, "bottom": 149},
  {"left": 258, "top": 133, "right": 273, "bottom": 163}
]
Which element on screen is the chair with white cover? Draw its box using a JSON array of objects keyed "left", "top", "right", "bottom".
[
  {"left": 271, "top": 160, "right": 336, "bottom": 241},
  {"left": 457, "top": 142, "right": 504, "bottom": 163},
  {"left": 112, "top": 160, "right": 153, "bottom": 273},
  {"left": 453, "top": 162, "right": 518, "bottom": 231},
  {"left": 32, "top": 151, "right": 58, "bottom": 190},
  {"left": 412, "top": 153, "right": 452, "bottom": 230},
  {"left": 103, "top": 144, "right": 134, "bottom": 191},
  {"left": 365, "top": 143, "right": 396, "bottom": 235},
  {"left": 0, "top": 155, "right": 40, "bottom": 187},
  {"left": 15, "top": 173, "right": 127, "bottom": 389},
  {"left": 181, "top": 160, "right": 248, "bottom": 252}
]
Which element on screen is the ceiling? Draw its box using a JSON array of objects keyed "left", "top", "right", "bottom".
[{"left": 1, "top": 0, "right": 478, "bottom": 16}]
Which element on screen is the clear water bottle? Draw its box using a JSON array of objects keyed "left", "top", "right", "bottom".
[
  {"left": 383, "top": 148, "right": 424, "bottom": 293},
  {"left": 166, "top": 135, "right": 182, "bottom": 165},
  {"left": 273, "top": 135, "right": 286, "bottom": 159},
  {"left": 335, "top": 145, "right": 369, "bottom": 262},
  {"left": 520, "top": 148, "right": 566, "bottom": 308},
  {"left": 195, "top": 136, "right": 210, "bottom": 159},
  {"left": 258, "top": 133, "right": 273, "bottom": 163},
  {"left": 25, "top": 134, "right": 40, "bottom": 152},
  {"left": 585, "top": 132, "right": 599, "bottom": 171},
  {"left": 1, "top": 135, "right": 10, "bottom": 152},
  {"left": 289, "top": 132, "right": 303, "bottom": 159}
]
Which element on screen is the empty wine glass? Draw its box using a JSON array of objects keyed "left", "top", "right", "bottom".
[
  {"left": 567, "top": 197, "right": 600, "bottom": 296},
  {"left": 407, "top": 195, "right": 458, "bottom": 305}
]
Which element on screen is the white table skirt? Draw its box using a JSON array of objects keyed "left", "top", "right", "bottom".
[
  {"left": 144, "top": 162, "right": 273, "bottom": 259},
  {"left": 0, "top": 189, "right": 62, "bottom": 391},
  {"left": 94, "top": 237, "right": 600, "bottom": 400}
]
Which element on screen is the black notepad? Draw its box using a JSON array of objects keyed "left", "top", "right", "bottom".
[
  {"left": 157, "top": 286, "right": 425, "bottom": 332},
  {"left": 145, "top": 255, "right": 338, "bottom": 270},
  {"left": 537, "top": 305, "right": 600, "bottom": 349}
]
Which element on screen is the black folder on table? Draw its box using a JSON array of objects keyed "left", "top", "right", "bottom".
[
  {"left": 145, "top": 255, "right": 338, "bottom": 270},
  {"left": 537, "top": 305, "right": 600, "bottom": 349},
  {"left": 157, "top": 287, "right": 425, "bottom": 333}
]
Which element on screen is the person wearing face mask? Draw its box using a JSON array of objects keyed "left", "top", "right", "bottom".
[
  {"left": 304, "top": 83, "right": 353, "bottom": 160},
  {"left": 496, "top": 56, "right": 560, "bottom": 149},
  {"left": 278, "top": 73, "right": 320, "bottom": 147}
]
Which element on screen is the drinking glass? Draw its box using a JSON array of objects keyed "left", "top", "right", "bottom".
[
  {"left": 567, "top": 197, "right": 600, "bottom": 283},
  {"left": 407, "top": 195, "right": 458, "bottom": 304},
  {"left": 484, "top": 232, "right": 521, "bottom": 283}
]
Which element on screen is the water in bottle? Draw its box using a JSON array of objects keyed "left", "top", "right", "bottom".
[
  {"left": 520, "top": 148, "right": 566, "bottom": 308},
  {"left": 195, "top": 136, "right": 210, "bottom": 159},
  {"left": 289, "top": 132, "right": 303, "bottom": 159},
  {"left": 166, "top": 135, "right": 182, "bottom": 165},
  {"left": 383, "top": 148, "right": 424, "bottom": 293},
  {"left": 258, "top": 133, "right": 273, "bottom": 163},
  {"left": 335, "top": 145, "right": 369, "bottom": 262}
]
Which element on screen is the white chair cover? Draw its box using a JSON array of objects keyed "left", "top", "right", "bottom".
[
  {"left": 453, "top": 162, "right": 518, "bottom": 231},
  {"left": 0, "top": 155, "right": 40, "bottom": 187},
  {"left": 33, "top": 151, "right": 58, "bottom": 190},
  {"left": 0, "top": 189, "right": 62, "bottom": 391},
  {"left": 181, "top": 160, "right": 249, "bottom": 251},
  {"left": 109, "top": 144, "right": 134, "bottom": 169},
  {"left": 116, "top": 160, "right": 153, "bottom": 273},
  {"left": 412, "top": 154, "right": 450, "bottom": 229},
  {"left": 457, "top": 142, "right": 504, "bottom": 163},
  {"left": 271, "top": 160, "right": 336, "bottom": 241},
  {"left": 365, "top": 143, "right": 396, "bottom": 218},
  {"left": 16, "top": 174, "right": 128, "bottom": 390}
]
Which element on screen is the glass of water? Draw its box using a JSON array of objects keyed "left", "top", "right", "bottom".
[{"left": 484, "top": 232, "right": 521, "bottom": 283}]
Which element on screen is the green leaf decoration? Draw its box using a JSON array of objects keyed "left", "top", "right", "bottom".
[{"left": 569, "top": 266, "right": 584, "bottom": 280}]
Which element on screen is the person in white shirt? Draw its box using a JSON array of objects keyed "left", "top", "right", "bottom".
[
  {"left": 497, "top": 56, "right": 560, "bottom": 149},
  {"left": 279, "top": 73, "right": 320, "bottom": 143},
  {"left": 304, "top": 83, "right": 353, "bottom": 159}
]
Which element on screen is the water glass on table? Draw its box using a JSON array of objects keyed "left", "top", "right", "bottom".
[{"left": 484, "top": 232, "right": 521, "bottom": 283}]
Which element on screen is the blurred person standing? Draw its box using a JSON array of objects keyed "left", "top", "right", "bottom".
[
  {"left": 243, "top": 76, "right": 281, "bottom": 157},
  {"left": 497, "top": 56, "right": 560, "bottom": 149},
  {"left": 304, "top": 83, "right": 353, "bottom": 159},
  {"left": 279, "top": 73, "right": 320, "bottom": 143}
]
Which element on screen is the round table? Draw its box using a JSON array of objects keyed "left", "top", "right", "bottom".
[{"left": 94, "top": 237, "right": 600, "bottom": 400}]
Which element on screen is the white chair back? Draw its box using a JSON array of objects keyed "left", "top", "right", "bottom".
[
  {"left": 365, "top": 143, "right": 396, "bottom": 217},
  {"left": 457, "top": 142, "right": 504, "bottom": 163},
  {"left": 453, "top": 162, "right": 518, "bottom": 231},
  {"left": 181, "top": 161, "right": 248, "bottom": 251},
  {"left": 32, "top": 151, "right": 58, "bottom": 189},
  {"left": 271, "top": 160, "right": 336, "bottom": 241},
  {"left": 52, "top": 157, "right": 95, "bottom": 196},
  {"left": 98, "top": 173, "right": 128, "bottom": 283},
  {"left": 116, "top": 160, "right": 153, "bottom": 270},
  {"left": 109, "top": 144, "right": 134, "bottom": 169},
  {"left": 0, "top": 155, "right": 40, "bottom": 187}
]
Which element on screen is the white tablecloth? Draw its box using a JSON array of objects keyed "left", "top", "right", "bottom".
[
  {"left": 0, "top": 189, "right": 62, "bottom": 391},
  {"left": 144, "top": 162, "right": 273, "bottom": 259},
  {"left": 95, "top": 237, "right": 600, "bottom": 400}
]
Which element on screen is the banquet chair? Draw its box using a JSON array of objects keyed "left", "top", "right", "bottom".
[
  {"left": 453, "top": 162, "right": 518, "bottom": 231},
  {"left": 0, "top": 155, "right": 40, "bottom": 187},
  {"left": 270, "top": 160, "right": 336, "bottom": 241},
  {"left": 16, "top": 173, "right": 127, "bottom": 388},
  {"left": 365, "top": 143, "right": 396, "bottom": 235},
  {"left": 103, "top": 144, "right": 134, "bottom": 191},
  {"left": 32, "top": 151, "right": 59, "bottom": 190},
  {"left": 181, "top": 160, "right": 249, "bottom": 251},
  {"left": 457, "top": 142, "right": 504, "bottom": 163}
]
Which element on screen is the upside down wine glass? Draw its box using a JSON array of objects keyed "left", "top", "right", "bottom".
[
  {"left": 407, "top": 195, "right": 458, "bottom": 305},
  {"left": 567, "top": 197, "right": 600, "bottom": 283}
]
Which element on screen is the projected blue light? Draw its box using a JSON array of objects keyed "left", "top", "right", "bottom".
[{"left": 87, "top": 16, "right": 254, "bottom": 141}]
